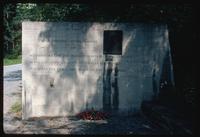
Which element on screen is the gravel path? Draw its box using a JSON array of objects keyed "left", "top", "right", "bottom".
[
  {"left": 3, "top": 64, "right": 22, "bottom": 114},
  {"left": 4, "top": 64, "right": 22, "bottom": 76},
  {"left": 3, "top": 64, "right": 22, "bottom": 133},
  {"left": 4, "top": 114, "right": 166, "bottom": 134}
]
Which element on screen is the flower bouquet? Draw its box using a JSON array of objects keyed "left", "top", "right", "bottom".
[{"left": 76, "top": 109, "right": 109, "bottom": 120}]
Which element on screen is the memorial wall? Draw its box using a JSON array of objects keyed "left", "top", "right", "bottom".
[{"left": 22, "top": 22, "right": 174, "bottom": 119}]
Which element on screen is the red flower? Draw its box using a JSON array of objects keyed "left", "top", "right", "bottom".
[{"left": 76, "top": 109, "right": 110, "bottom": 120}]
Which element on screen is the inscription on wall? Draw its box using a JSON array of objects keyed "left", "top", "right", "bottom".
[
  {"left": 22, "top": 22, "right": 172, "bottom": 119},
  {"left": 23, "top": 23, "right": 152, "bottom": 77}
]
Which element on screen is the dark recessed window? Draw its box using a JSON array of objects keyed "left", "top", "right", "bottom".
[{"left": 103, "top": 30, "right": 122, "bottom": 55}]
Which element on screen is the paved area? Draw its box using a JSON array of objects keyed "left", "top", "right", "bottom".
[
  {"left": 4, "top": 64, "right": 22, "bottom": 76},
  {"left": 3, "top": 64, "right": 22, "bottom": 133},
  {"left": 3, "top": 63, "right": 167, "bottom": 134},
  {"left": 3, "top": 64, "right": 22, "bottom": 114},
  {"left": 5, "top": 114, "right": 167, "bottom": 134}
]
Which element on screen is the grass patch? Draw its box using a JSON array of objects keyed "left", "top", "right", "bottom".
[
  {"left": 3, "top": 55, "right": 22, "bottom": 66},
  {"left": 10, "top": 101, "right": 22, "bottom": 113}
]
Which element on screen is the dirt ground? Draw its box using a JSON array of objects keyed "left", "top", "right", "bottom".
[{"left": 2, "top": 65, "right": 171, "bottom": 134}]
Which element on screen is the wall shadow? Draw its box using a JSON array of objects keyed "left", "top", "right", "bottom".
[
  {"left": 22, "top": 22, "right": 175, "bottom": 118},
  {"left": 157, "top": 50, "right": 175, "bottom": 104}
]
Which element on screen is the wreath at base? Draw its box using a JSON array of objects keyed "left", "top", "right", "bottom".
[{"left": 76, "top": 109, "right": 110, "bottom": 120}]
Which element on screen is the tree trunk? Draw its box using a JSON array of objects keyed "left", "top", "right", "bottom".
[{"left": 13, "top": 41, "right": 15, "bottom": 51}]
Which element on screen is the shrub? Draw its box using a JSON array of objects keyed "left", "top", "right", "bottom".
[{"left": 10, "top": 101, "right": 22, "bottom": 113}]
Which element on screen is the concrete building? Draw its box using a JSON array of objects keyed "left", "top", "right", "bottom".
[{"left": 22, "top": 22, "right": 174, "bottom": 119}]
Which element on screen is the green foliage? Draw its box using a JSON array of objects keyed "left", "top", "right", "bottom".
[
  {"left": 10, "top": 101, "right": 22, "bottom": 113},
  {"left": 3, "top": 3, "right": 93, "bottom": 58},
  {"left": 4, "top": 55, "right": 21, "bottom": 66},
  {"left": 3, "top": 4, "right": 16, "bottom": 56}
]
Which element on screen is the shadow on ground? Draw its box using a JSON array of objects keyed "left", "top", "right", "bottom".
[{"left": 69, "top": 115, "right": 167, "bottom": 135}]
